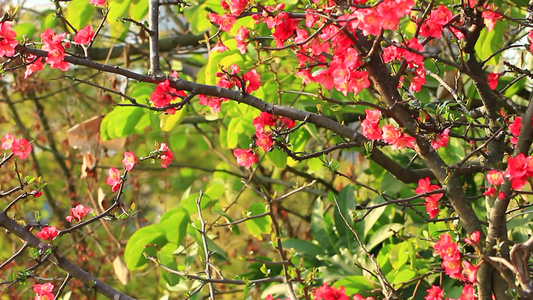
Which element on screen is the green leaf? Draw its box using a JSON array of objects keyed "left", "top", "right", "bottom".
[
  {"left": 129, "top": 0, "right": 148, "bottom": 20},
  {"left": 266, "top": 149, "right": 287, "bottom": 169},
  {"left": 101, "top": 106, "right": 144, "bottom": 140},
  {"left": 474, "top": 21, "right": 505, "bottom": 66},
  {"left": 65, "top": 0, "right": 93, "bottom": 30},
  {"left": 365, "top": 223, "right": 403, "bottom": 252},
  {"left": 283, "top": 239, "right": 325, "bottom": 261},
  {"left": 159, "top": 207, "right": 189, "bottom": 245},
  {"left": 332, "top": 275, "right": 375, "bottom": 296},
  {"left": 157, "top": 243, "right": 181, "bottom": 286},
  {"left": 311, "top": 198, "right": 336, "bottom": 253},
  {"left": 363, "top": 196, "right": 387, "bottom": 237},
  {"left": 331, "top": 186, "right": 356, "bottom": 249},
  {"left": 160, "top": 108, "right": 186, "bottom": 132},
  {"left": 245, "top": 202, "right": 271, "bottom": 240},
  {"left": 124, "top": 225, "right": 167, "bottom": 269},
  {"left": 107, "top": 0, "right": 130, "bottom": 40},
  {"left": 204, "top": 178, "right": 225, "bottom": 199},
  {"left": 12, "top": 23, "right": 35, "bottom": 40}
]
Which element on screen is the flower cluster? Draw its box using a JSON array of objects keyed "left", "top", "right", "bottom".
[
  {"left": 266, "top": 282, "right": 373, "bottom": 300},
  {"left": 433, "top": 233, "right": 478, "bottom": 284},
  {"left": 33, "top": 283, "right": 55, "bottom": 300},
  {"left": 198, "top": 65, "right": 261, "bottom": 113},
  {"left": 415, "top": 177, "right": 443, "bottom": 218},
  {"left": 40, "top": 28, "right": 69, "bottom": 71},
  {"left": 232, "top": 112, "right": 295, "bottom": 168},
  {"left": 1, "top": 133, "right": 32, "bottom": 159},
  {"left": 425, "top": 284, "right": 475, "bottom": 300},
  {"left": 419, "top": 5, "right": 453, "bottom": 39},
  {"left": 360, "top": 109, "right": 416, "bottom": 150},
  {"left": 150, "top": 71, "right": 187, "bottom": 114},
  {"left": 0, "top": 22, "right": 18, "bottom": 58},
  {"left": 253, "top": 112, "right": 295, "bottom": 152},
  {"left": 503, "top": 153, "right": 533, "bottom": 190}
]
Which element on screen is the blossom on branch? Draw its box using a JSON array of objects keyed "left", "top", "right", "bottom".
[
  {"left": 35, "top": 226, "right": 58, "bottom": 241},
  {"left": 33, "top": 283, "right": 55, "bottom": 300},
  {"left": 106, "top": 167, "right": 121, "bottom": 191},
  {"left": 66, "top": 204, "right": 91, "bottom": 222},
  {"left": 74, "top": 25, "right": 95, "bottom": 45},
  {"left": 233, "top": 148, "right": 257, "bottom": 168},
  {"left": 122, "top": 151, "right": 137, "bottom": 171},
  {"left": 12, "top": 138, "right": 32, "bottom": 159}
]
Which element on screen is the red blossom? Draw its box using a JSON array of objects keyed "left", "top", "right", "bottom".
[
  {"left": 33, "top": 283, "right": 55, "bottom": 299},
  {"left": 482, "top": 5, "right": 502, "bottom": 32},
  {"left": 464, "top": 231, "right": 481, "bottom": 246},
  {"left": 487, "top": 72, "right": 500, "bottom": 90},
  {"left": 12, "top": 138, "right": 32, "bottom": 159},
  {"left": 35, "top": 226, "right": 58, "bottom": 241},
  {"left": 434, "top": 233, "right": 461, "bottom": 262},
  {"left": 198, "top": 94, "right": 226, "bottom": 113},
  {"left": 228, "top": 0, "right": 248, "bottom": 16},
  {"left": 74, "top": 25, "right": 94, "bottom": 45},
  {"left": 256, "top": 131, "right": 273, "bottom": 151},
  {"left": 486, "top": 170, "right": 504, "bottom": 185},
  {"left": 431, "top": 128, "right": 450, "bottom": 149},
  {"left": 158, "top": 143, "right": 174, "bottom": 169},
  {"left": 313, "top": 282, "right": 349, "bottom": 300},
  {"left": 106, "top": 167, "right": 121, "bottom": 191},
  {"left": 459, "top": 284, "right": 476, "bottom": 300},
  {"left": 66, "top": 204, "right": 91, "bottom": 222},
  {"left": 483, "top": 186, "right": 496, "bottom": 197},
  {"left": 508, "top": 116, "right": 521, "bottom": 145},
  {"left": 233, "top": 148, "right": 258, "bottom": 168},
  {"left": 24, "top": 54, "right": 44, "bottom": 78},
  {"left": 122, "top": 151, "right": 137, "bottom": 171},
  {"left": 462, "top": 260, "right": 478, "bottom": 284},
  {"left": 209, "top": 13, "right": 236, "bottom": 32},
  {"left": 425, "top": 285, "right": 444, "bottom": 300},
  {"left": 211, "top": 39, "right": 229, "bottom": 53},
  {"left": 243, "top": 69, "right": 261, "bottom": 93},
  {"left": 235, "top": 26, "right": 249, "bottom": 54},
  {"left": 89, "top": 0, "right": 106, "bottom": 6}
]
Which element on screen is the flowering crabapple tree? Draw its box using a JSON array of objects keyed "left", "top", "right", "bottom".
[{"left": 1, "top": 0, "right": 533, "bottom": 299}]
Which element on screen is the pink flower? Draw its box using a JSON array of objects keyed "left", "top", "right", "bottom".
[
  {"left": 211, "top": 39, "right": 229, "bottom": 53},
  {"left": 431, "top": 128, "right": 450, "bottom": 149},
  {"left": 198, "top": 94, "right": 225, "bottom": 113},
  {"left": 235, "top": 26, "right": 250, "bottom": 54},
  {"left": 89, "top": 0, "right": 106, "bottom": 6},
  {"left": 233, "top": 148, "right": 258, "bottom": 168},
  {"left": 483, "top": 186, "right": 496, "bottom": 197},
  {"left": 425, "top": 285, "right": 444, "bottom": 300},
  {"left": 279, "top": 117, "right": 295, "bottom": 129},
  {"left": 66, "top": 204, "right": 91, "bottom": 222},
  {"left": 33, "top": 283, "right": 55, "bottom": 299},
  {"left": 12, "top": 138, "right": 32, "bottom": 159},
  {"left": 487, "top": 72, "right": 499, "bottom": 90},
  {"left": 486, "top": 170, "right": 504, "bottom": 185},
  {"left": 74, "top": 25, "right": 94, "bottom": 45},
  {"left": 0, "top": 38, "right": 18, "bottom": 57},
  {"left": 509, "top": 117, "right": 521, "bottom": 145},
  {"left": 24, "top": 54, "right": 44, "bottom": 78},
  {"left": 1, "top": 133, "right": 14, "bottom": 149},
  {"left": 459, "top": 284, "right": 476, "bottom": 300},
  {"left": 256, "top": 131, "right": 273, "bottom": 151},
  {"left": 35, "top": 226, "right": 58, "bottom": 241},
  {"left": 122, "top": 151, "right": 137, "bottom": 171},
  {"left": 482, "top": 5, "right": 501, "bottom": 32},
  {"left": 33, "top": 283, "right": 54, "bottom": 295},
  {"left": 313, "top": 282, "right": 349, "bottom": 300},
  {"left": 462, "top": 260, "right": 478, "bottom": 284},
  {"left": 106, "top": 167, "right": 121, "bottom": 191},
  {"left": 243, "top": 69, "right": 261, "bottom": 93},
  {"left": 209, "top": 13, "right": 236, "bottom": 32},
  {"left": 159, "top": 143, "right": 174, "bottom": 169},
  {"left": 464, "top": 231, "right": 481, "bottom": 246}
]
